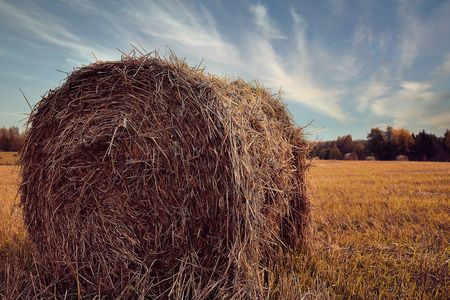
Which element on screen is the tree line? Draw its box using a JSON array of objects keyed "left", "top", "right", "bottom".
[
  {"left": 0, "top": 126, "right": 25, "bottom": 152},
  {"left": 312, "top": 126, "right": 450, "bottom": 162}
]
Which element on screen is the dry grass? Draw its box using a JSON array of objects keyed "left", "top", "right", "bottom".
[
  {"left": 302, "top": 160, "right": 450, "bottom": 299},
  {"left": 0, "top": 152, "right": 19, "bottom": 165},
  {"left": 0, "top": 165, "right": 22, "bottom": 245},
  {"left": 1, "top": 158, "right": 449, "bottom": 298},
  {"left": 0, "top": 165, "right": 33, "bottom": 299}
]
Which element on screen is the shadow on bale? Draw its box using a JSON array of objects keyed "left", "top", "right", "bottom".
[{"left": 19, "top": 51, "right": 311, "bottom": 299}]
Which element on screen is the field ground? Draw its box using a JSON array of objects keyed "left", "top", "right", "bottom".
[
  {"left": 0, "top": 152, "right": 18, "bottom": 165},
  {"left": 302, "top": 160, "right": 450, "bottom": 299},
  {"left": 1, "top": 160, "right": 449, "bottom": 299}
]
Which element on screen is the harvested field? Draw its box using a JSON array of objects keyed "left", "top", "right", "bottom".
[
  {"left": 0, "top": 152, "right": 19, "bottom": 165},
  {"left": 0, "top": 165, "right": 22, "bottom": 246},
  {"left": 304, "top": 160, "right": 450, "bottom": 299}
]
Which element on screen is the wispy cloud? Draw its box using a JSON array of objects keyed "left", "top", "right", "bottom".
[
  {"left": 433, "top": 52, "right": 450, "bottom": 76},
  {"left": 245, "top": 6, "right": 348, "bottom": 122},
  {"left": 354, "top": 66, "right": 393, "bottom": 112},
  {"left": 0, "top": 0, "right": 116, "bottom": 62},
  {"left": 249, "top": 4, "right": 286, "bottom": 39},
  {"left": 425, "top": 109, "right": 450, "bottom": 130},
  {"left": 371, "top": 81, "right": 449, "bottom": 131},
  {"left": 246, "top": 35, "right": 346, "bottom": 120},
  {"left": 352, "top": 22, "right": 373, "bottom": 49},
  {"left": 356, "top": 82, "right": 391, "bottom": 113},
  {"left": 0, "top": 2, "right": 81, "bottom": 50},
  {"left": 397, "top": 2, "right": 425, "bottom": 70},
  {"left": 56, "top": 0, "right": 99, "bottom": 14},
  {"left": 353, "top": 1, "right": 450, "bottom": 133},
  {"left": 395, "top": 0, "right": 450, "bottom": 73},
  {"left": 0, "top": 70, "right": 40, "bottom": 81},
  {"left": 328, "top": 0, "right": 345, "bottom": 15},
  {"left": 118, "top": 2, "right": 349, "bottom": 122},
  {"left": 122, "top": 0, "right": 241, "bottom": 68}
]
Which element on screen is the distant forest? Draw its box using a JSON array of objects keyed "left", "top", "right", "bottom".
[
  {"left": 312, "top": 126, "right": 450, "bottom": 162},
  {"left": 0, "top": 126, "right": 24, "bottom": 152}
]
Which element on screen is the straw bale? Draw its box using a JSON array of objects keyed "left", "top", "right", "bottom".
[
  {"left": 343, "top": 152, "right": 358, "bottom": 161},
  {"left": 19, "top": 52, "right": 311, "bottom": 298},
  {"left": 396, "top": 155, "right": 409, "bottom": 161},
  {"left": 365, "top": 156, "right": 376, "bottom": 161}
]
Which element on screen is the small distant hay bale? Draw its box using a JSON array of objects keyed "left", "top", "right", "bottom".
[
  {"left": 365, "top": 156, "right": 376, "bottom": 161},
  {"left": 19, "top": 52, "right": 311, "bottom": 298},
  {"left": 343, "top": 152, "right": 358, "bottom": 161},
  {"left": 396, "top": 155, "right": 409, "bottom": 161}
]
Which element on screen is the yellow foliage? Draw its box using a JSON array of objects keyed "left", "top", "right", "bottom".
[{"left": 391, "top": 128, "right": 415, "bottom": 153}]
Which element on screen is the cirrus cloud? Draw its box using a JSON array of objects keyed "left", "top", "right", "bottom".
[{"left": 371, "top": 81, "right": 449, "bottom": 132}]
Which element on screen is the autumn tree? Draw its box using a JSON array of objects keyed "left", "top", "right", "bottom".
[
  {"left": 0, "top": 126, "right": 24, "bottom": 151},
  {"left": 391, "top": 128, "right": 415, "bottom": 155},
  {"left": 336, "top": 134, "right": 354, "bottom": 155}
]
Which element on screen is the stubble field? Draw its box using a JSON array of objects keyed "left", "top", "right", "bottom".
[
  {"left": 300, "top": 160, "right": 450, "bottom": 299},
  {"left": 0, "top": 152, "right": 19, "bottom": 165},
  {"left": 0, "top": 157, "right": 449, "bottom": 299}
]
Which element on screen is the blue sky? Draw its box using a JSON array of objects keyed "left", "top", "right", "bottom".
[{"left": 1, "top": 0, "right": 449, "bottom": 141}]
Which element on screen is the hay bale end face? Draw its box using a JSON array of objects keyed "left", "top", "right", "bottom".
[
  {"left": 19, "top": 53, "right": 311, "bottom": 298},
  {"left": 343, "top": 152, "right": 358, "bottom": 161}
]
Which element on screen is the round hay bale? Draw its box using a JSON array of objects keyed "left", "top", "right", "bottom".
[
  {"left": 396, "top": 155, "right": 409, "bottom": 161},
  {"left": 19, "top": 53, "right": 311, "bottom": 298},
  {"left": 343, "top": 152, "right": 358, "bottom": 161},
  {"left": 365, "top": 156, "right": 376, "bottom": 161}
]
